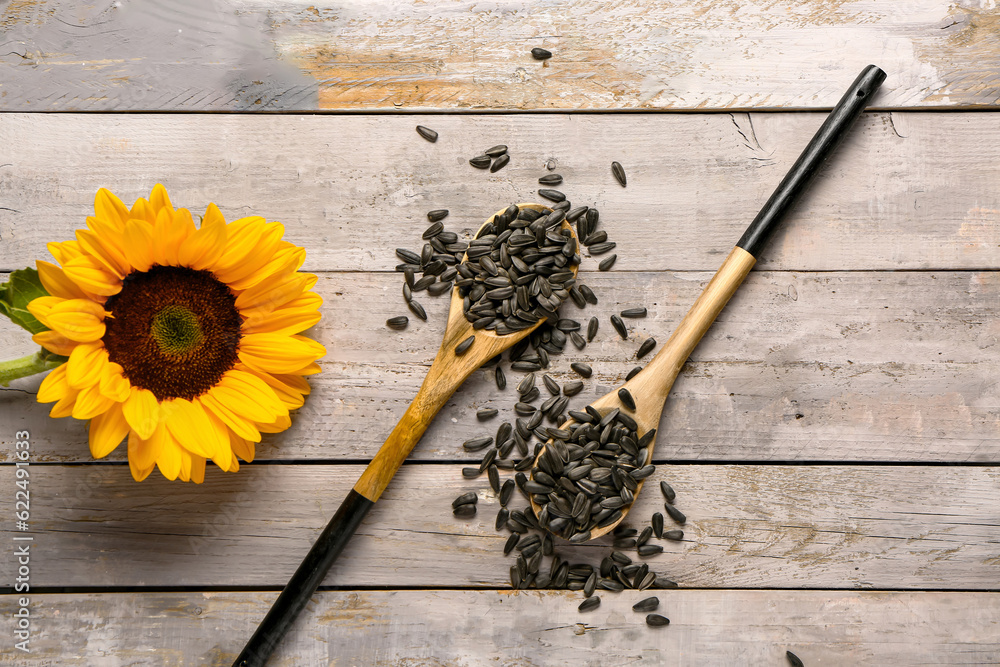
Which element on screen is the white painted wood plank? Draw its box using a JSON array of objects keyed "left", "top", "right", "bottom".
[
  {"left": 3, "top": 270, "right": 998, "bottom": 463},
  {"left": 3, "top": 464, "right": 998, "bottom": 589},
  {"left": 0, "top": 113, "right": 997, "bottom": 272},
  {"left": 18, "top": 590, "right": 1000, "bottom": 665},
  {"left": 1, "top": 1, "right": 997, "bottom": 110}
]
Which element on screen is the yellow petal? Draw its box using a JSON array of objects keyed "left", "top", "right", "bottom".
[
  {"left": 198, "top": 393, "right": 261, "bottom": 442},
  {"left": 230, "top": 433, "right": 255, "bottom": 463},
  {"left": 190, "top": 456, "right": 206, "bottom": 483},
  {"left": 228, "top": 245, "right": 306, "bottom": 292},
  {"left": 204, "top": 409, "right": 233, "bottom": 472},
  {"left": 29, "top": 297, "right": 109, "bottom": 343},
  {"left": 76, "top": 227, "right": 129, "bottom": 278},
  {"left": 66, "top": 340, "right": 108, "bottom": 389},
  {"left": 33, "top": 330, "right": 79, "bottom": 357},
  {"left": 258, "top": 413, "right": 292, "bottom": 434},
  {"left": 162, "top": 398, "right": 220, "bottom": 458},
  {"left": 238, "top": 333, "right": 326, "bottom": 375},
  {"left": 88, "top": 402, "right": 129, "bottom": 458},
  {"left": 212, "top": 216, "right": 265, "bottom": 272},
  {"left": 209, "top": 369, "right": 287, "bottom": 423},
  {"left": 235, "top": 272, "right": 313, "bottom": 313},
  {"left": 129, "top": 197, "right": 156, "bottom": 225},
  {"left": 245, "top": 369, "right": 308, "bottom": 410},
  {"left": 178, "top": 203, "right": 228, "bottom": 270},
  {"left": 241, "top": 307, "right": 322, "bottom": 336},
  {"left": 37, "top": 260, "right": 90, "bottom": 300},
  {"left": 214, "top": 221, "right": 284, "bottom": 285},
  {"left": 49, "top": 386, "right": 80, "bottom": 418},
  {"left": 62, "top": 255, "right": 122, "bottom": 297},
  {"left": 48, "top": 240, "right": 84, "bottom": 265},
  {"left": 289, "top": 361, "right": 322, "bottom": 376},
  {"left": 94, "top": 188, "right": 129, "bottom": 230},
  {"left": 151, "top": 206, "right": 196, "bottom": 267},
  {"left": 155, "top": 434, "right": 183, "bottom": 481},
  {"left": 99, "top": 362, "right": 131, "bottom": 402},
  {"left": 128, "top": 424, "right": 165, "bottom": 471},
  {"left": 121, "top": 219, "right": 155, "bottom": 273},
  {"left": 149, "top": 183, "right": 173, "bottom": 215},
  {"left": 177, "top": 448, "right": 192, "bottom": 482},
  {"left": 129, "top": 459, "right": 155, "bottom": 482},
  {"left": 37, "top": 363, "right": 71, "bottom": 404},
  {"left": 123, "top": 387, "right": 161, "bottom": 440},
  {"left": 71, "top": 383, "right": 115, "bottom": 420}
]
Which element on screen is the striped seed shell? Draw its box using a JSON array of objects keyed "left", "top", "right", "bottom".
[
  {"left": 538, "top": 189, "right": 566, "bottom": 202},
  {"left": 611, "top": 314, "right": 627, "bottom": 339},
  {"left": 452, "top": 491, "right": 478, "bottom": 508},
  {"left": 531, "top": 47, "right": 552, "bottom": 60},
  {"left": 652, "top": 512, "right": 664, "bottom": 538},
  {"left": 632, "top": 597, "right": 659, "bottom": 612},
  {"left": 637, "top": 338, "right": 656, "bottom": 358},
  {"left": 470, "top": 155, "right": 492, "bottom": 169},
  {"left": 495, "top": 366, "right": 506, "bottom": 389},
  {"left": 407, "top": 299, "right": 428, "bottom": 321},
  {"left": 589, "top": 242, "right": 617, "bottom": 254},
  {"left": 618, "top": 388, "right": 636, "bottom": 411},
  {"left": 477, "top": 407, "right": 499, "bottom": 420},
  {"left": 484, "top": 144, "right": 508, "bottom": 157},
  {"left": 538, "top": 173, "right": 563, "bottom": 185},
  {"left": 562, "top": 380, "right": 584, "bottom": 397},
  {"left": 490, "top": 154, "right": 510, "bottom": 172},
  {"left": 646, "top": 614, "right": 670, "bottom": 627},
  {"left": 570, "top": 362, "right": 592, "bottom": 378},
  {"left": 786, "top": 651, "right": 805, "bottom": 667},
  {"left": 664, "top": 529, "right": 684, "bottom": 541},
  {"left": 455, "top": 335, "right": 475, "bottom": 355},
  {"left": 611, "top": 161, "right": 627, "bottom": 187},
  {"left": 625, "top": 366, "right": 642, "bottom": 381},
  {"left": 621, "top": 307, "right": 647, "bottom": 318},
  {"left": 578, "top": 596, "right": 601, "bottom": 612},
  {"left": 386, "top": 316, "right": 409, "bottom": 329},
  {"left": 416, "top": 125, "right": 438, "bottom": 142},
  {"left": 598, "top": 254, "right": 618, "bottom": 271},
  {"left": 660, "top": 481, "right": 676, "bottom": 504},
  {"left": 638, "top": 544, "right": 663, "bottom": 557},
  {"left": 427, "top": 209, "right": 449, "bottom": 222}
]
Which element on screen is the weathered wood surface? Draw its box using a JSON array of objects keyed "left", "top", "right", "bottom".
[
  {"left": 13, "top": 590, "right": 1000, "bottom": 666},
  {"left": 1, "top": 113, "right": 998, "bottom": 272},
  {"left": 3, "top": 464, "right": 998, "bottom": 589},
  {"left": 4, "top": 270, "right": 998, "bottom": 463},
  {"left": 2, "top": 0, "right": 998, "bottom": 111}
]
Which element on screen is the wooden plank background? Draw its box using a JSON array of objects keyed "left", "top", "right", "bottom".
[{"left": 1, "top": 0, "right": 998, "bottom": 111}]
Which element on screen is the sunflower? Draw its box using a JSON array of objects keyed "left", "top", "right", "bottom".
[{"left": 27, "top": 185, "right": 325, "bottom": 483}]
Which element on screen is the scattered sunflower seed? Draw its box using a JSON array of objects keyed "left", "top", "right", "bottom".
[
  {"left": 495, "top": 366, "right": 506, "bottom": 390},
  {"left": 664, "top": 529, "right": 684, "bottom": 541},
  {"left": 538, "top": 189, "right": 566, "bottom": 202},
  {"left": 618, "top": 387, "right": 636, "bottom": 411},
  {"left": 490, "top": 154, "right": 510, "bottom": 172},
  {"left": 646, "top": 614, "right": 670, "bottom": 627},
  {"left": 562, "top": 380, "right": 583, "bottom": 396},
  {"left": 499, "top": 479, "right": 514, "bottom": 506},
  {"left": 638, "top": 544, "right": 663, "bottom": 557},
  {"left": 485, "top": 145, "right": 508, "bottom": 157},
  {"left": 611, "top": 161, "right": 627, "bottom": 187},
  {"left": 570, "top": 362, "right": 592, "bottom": 378},
  {"left": 470, "top": 155, "right": 492, "bottom": 169},
  {"left": 652, "top": 512, "right": 664, "bottom": 539},
  {"left": 637, "top": 526, "right": 653, "bottom": 547},
  {"left": 786, "top": 651, "right": 805, "bottom": 667},
  {"left": 632, "top": 597, "right": 659, "bottom": 612},
  {"left": 578, "top": 596, "right": 601, "bottom": 612},
  {"left": 416, "top": 125, "right": 438, "bottom": 142},
  {"left": 455, "top": 335, "right": 475, "bottom": 355},
  {"left": 531, "top": 47, "right": 552, "bottom": 60},
  {"left": 664, "top": 504, "right": 686, "bottom": 524},
  {"left": 625, "top": 366, "right": 642, "bottom": 381},
  {"left": 386, "top": 316, "right": 409, "bottom": 329},
  {"left": 408, "top": 299, "right": 428, "bottom": 321},
  {"left": 637, "top": 338, "right": 656, "bottom": 358},
  {"left": 504, "top": 532, "right": 520, "bottom": 555},
  {"left": 427, "top": 209, "right": 449, "bottom": 222},
  {"left": 660, "top": 481, "right": 676, "bottom": 504},
  {"left": 542, "top": 374, "right": 560, "bottom": 395},
  {"left": 599, "top": 254, "right": 618, "bottom": 271},
  {"left": 620, "top": 307, "right": 647, "bottom": 318},
  {"left": 477, "top": 408, "right": 499, "bottom": 420},
  {"left": 517, "top": 373, "right": 536, "bottom": 395},
  {"left": 463, "top": 436, "right": 493, "bottom": 452},
  {"left": 611, "top": 314, "right": 628, "bottom": 339},
  {"left": 452, "top": 491, "right": 477, "bottom": 508},
  {"left": 539, "top": 173, "right": 563, "bottom": 186},
  {"left": 589, "top": 242, "right": 617, "bottom": 255},
  {"left": 453, "top": 503, "right": 477, "bottom": 517}
]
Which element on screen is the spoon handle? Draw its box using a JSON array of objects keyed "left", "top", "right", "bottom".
[{"left": 641, "top": 65, "right": 885, "bottom": 400}]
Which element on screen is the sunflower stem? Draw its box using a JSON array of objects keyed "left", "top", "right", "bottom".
[{"left": 0, "top": 349, "right": 66, "bottom": 387}]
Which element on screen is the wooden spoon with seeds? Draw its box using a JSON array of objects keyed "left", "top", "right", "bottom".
[
  {"left": 234, "top": 202, "right": 579, "bottom": 666},
  {"left": 529, "top": 65, "right": 886, "bottom": 542}
]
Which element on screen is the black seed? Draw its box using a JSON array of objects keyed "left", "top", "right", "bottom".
[
  {"left": 428, "top": 281, "right": 453, "bottom": 296},
  {"left": 566, "top": 206, "right": 588, "bottom": 223},
  {"left": 637, "top": 338, "right": 656, "bottom": 358},
  {"left": 453, "top": 503, "right": 477, "bottom": 517},
  {"left": 500, "top": 479, "right": 514, "bottom": 506},
  {"left": 396, "top": 248, "right": 422, "bottom": 265},
  {"left": 462, "top": 467, "right": 481, "bottom": 478},
  {"left": 664, "top": 529, "right": 684, "bottom": 541},
  {"left": 407, "top": 299, "right": 428, "bottom": 321},
  {"left": 618, "top": 388, "right": 636, "bottom": 411},
  {"left": 632, "top": 597, "right": 659, "bottom": 612},
  {"left": 463, "top": 436, "right": 493, "bottom": 452},
  {"left": 638, "top": 544, "right": 663, "bottom": 557},
  {"left": 614, "top": 538, "right": 636, "bottom": 549},
  {"left": 386, "top": 316, "right": 409, "bottom": 329},
  {"left": 637, "top": 572, "right": 657, "bottom": 590},
  {"left": 517, "top": 372, "right": 536, "bottom": 395},
  {"left": 488, "top": 465, "right": 500, "bottom": 493},
  {"left": 412, "top": 275, "right": 435, "bottom": 291},
  {"left": 569, "top": 530, "right": 591, "bottom": 543},
  {"left": 490, "top": 154, "right": 510, "bottom": 172},
  {"left": 452, "top": 491, "right": 478, "bottom": 508},
  {"left": 652, "top": 512, "right": 664, "bottom": 539},
  {"left": 531, "top": 47, "right": 552, "bottom": 60},
  {"left": 654, "top": 577, "right": 678, "bottom": 589},
  {"left": 470, "top": 155, "right": 492, "bottom": 169},
  {"left": 562, "top": 380, "right": 583, "bottom": 397},
  {"left": 455, "top": 335, "right": 475, "bottom": 355},
  {"left": 598, "top": 254, "right": 618, "bottom": 271},
  {"left": 660, "top": 481, "right": 676, "bottom": 504},
  {"left": 637, "top": 526, "right": 653, "bottom": 547},
  {"left": 495, "top": 507, "right": 509, "bottom": 531},
  {"left": 520, "top": 386, "right": 540, "bottom": 403},
  {"left": 512, "top": 361, "right": 542, "bottom": 372},
  {"left": 589, "top": 242, "right": 617, "bottom": 255},
  {"left": 611, "top": 314, "right": 627, "bottom": 339},
  {"left": 542, "top": 374, "right": 560, "bottom": 395},
  {"left": 570, "top": 362, "right": 592, "bottom": 378},
  {"left": 786, "top": 651, "right": 805, "bottom": 667},
  {"left": 427, "top": 209, "right": 449, "bottom": 222},
  {"left": 578, "top": 596, "right": 601, "bottom": 612},
  {"left": 583, "top": 230, "right": 608, "bottom": 246},
  {"left": 538, "top": 189, "right": 566, "bottom": 202},
  {"left": 538, "top": 174, "right": 563, "bottom": 186},
  {"left": 645, "top": 614, "right": 670, "bottom": 627},
  {"left": 570, "top": 332, "right": 586, "bottom": 349},
  {"left": 416, "top": 125, "right": 438, "bottom": 142},
  {"left": 620, "top": 307, "right": 647, "bottom": 318},
  {"left": 504, "top": 532, "right": 520, "bottom": 555},
  {"left": 495, "top": 366, "right": 506, "bottom": 390},
  {"left": 477, "top": 408, "right": 499, "bottom": 420},
  {"left": 484, "top": 145, "right": 508, "bottom": 157},
  {"left": 611, "top": 161, "right": 627, "bottom": 187},
  {"left": 624, "top": 366, "right": 641, "bottom": 381},
  {"left": 664, "top": 504, "right": 686, "bottom": 524}
]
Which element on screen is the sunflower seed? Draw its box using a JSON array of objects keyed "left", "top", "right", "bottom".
[
  {"left": 614, "top": 538, "right": 636, "bottom": 549},
  {"left": 637, "top": 526, "right": 653, "bottom": 547},
  {"left": 542, "top": 374, "right": 560, "bottom": 395},
  {"left": 610, "top": 315, "right": 627, "bottom": 339},
  {"left": 495, "top": 366, "right": 506, "bottom": 390},
  {"left": 660, "top": 481, "right": 676, "bottom": 504},
  {"left": 786, "top": 651, "right": 805, "bottom": 667},
  {"left": 495, "top": 507, "right": 509, "bottom": 531},
  {"left": 520, "top": 386, "right": 540, "bottom": 403},
  {"left": 386, "top": 316, "right": 409, "bottom": 329},
  {"left": 653, "top": 577, "right": 678, "bottom": 589},
  {"left": 407, "top": 299, "right": 428, "bottom": 321},
  {"left": 625, "top": 366, "right": 642, "bottom": 381},
  {"left": 633, "top": 597, "right": 659, "bottom": 612},
  {"left": 412, "top": 275, "right": 435, "bottom": 291},
  {"left": 516, "top": 372, "right": 536, "bottom": 395},
  {"left": 652, "top": 512, "right": 664, "bottom": 538},
  {"left": 396, "top": 248, "right": 422, "bottom": 265},
  {"left": 455, "top": 335, "right": 475, "bottom": 355},
  {"left": 570, "top": 362, "right": 592, "bottom": 378},
  {"left": 538, "top": 189, "right": 566, "bottom": 202},
  {"left": 428, "top": 281, "right": 453, "bottom": 296},
  {"left": 490, "top": 154, "right": 510, "bottom": 172},
  {"left": 538, "top": 173, "right": 563, "bottom": 186},
  {"left": 470, "top": 155, "right": 492, "bottom": 169},
  {"left": 484, "top": 144, "right": 508, "bottom": 157},
  {"left": 611, "top": 161, "right": 627, "bottom": 187},
  {"left": 452, "top": 492, "right": 478, "bottom": 508},
  {"left": 462, "top": 467, "right": 481, "bottom": 478},
  {"left": 599, "top": 578, "right": 624, "bottom": 592},
  {"left": 453, "top": 502, "right": 477, "bottom": 517},
  {"left": 662, "top": 503, "right": 687, "bottom": 526},
  {"left": 598, "top": 254, "right": 618, "bottom": 271},
  {"left": 645, "top": 614, "right": 669, "bottom": 627},
  {"left": 618, "top": 388, "right": 636, "bottom": 411},
  {"left": 512, "top": 361, "right": 542, "bottom": 372},
  {"left": 637, "top": 338, "right": 656, "bottom": 358},
  {"left": 477, "top": 408, "right": 499, "bottom": 421},
  {"left": 583, "top": 230, "right": 608, "bottom": 246},
  {"left": 578, "top": 596, "right": 601, "bottom": 612},
  {"left": 638, "top": 544, "right": 663, "bottom": 557},
  {"left": 416, "top": 125, "right": 438, "bottom": 142},
  {"left": 427, "top": 209, "right": 449, "bottom": 222},
  {"left": 499, "top": 479, "right": 515, "bottom": 507},
  {"left": 663, "top": 529, "right": 684, "bottom": 541},
  {"left": 562, "top": 380, "right": 583, "bottom": 397},
  {"left": 504, "top": 532, "right": 520, "bottom": 555},
  {"left": 589, "top": 242, "right": 617, "bottom": 255},
  {"left": 463, "top": 436, "right": 493, "bottom": 452},
  {"left": 531, "top": 47, "right": 552, "bottom": 60}
]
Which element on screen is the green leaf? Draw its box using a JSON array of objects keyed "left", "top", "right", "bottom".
[{"left": 0, "top": 268, "right": 51, "bottom": 334}]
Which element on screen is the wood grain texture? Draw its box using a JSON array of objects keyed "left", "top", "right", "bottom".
[
  {"left": 0, "top": 113, "right": 998, "bottom": 272},
  {"left": 3, "top": 270, "right": 998, "bottom": 464},
  {"left": 3, "top": 463, "right": 998, "bottom": 589},
  {"left": 17, "top": 590, "right": 1000, "bottom": 665},
  {"left": 1, "top": 0, "right": 998, "bottom": 111}
]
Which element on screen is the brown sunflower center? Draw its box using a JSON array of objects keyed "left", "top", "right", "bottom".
[{"left": 103, "top": 265, "right": 242, "bottom": 400}]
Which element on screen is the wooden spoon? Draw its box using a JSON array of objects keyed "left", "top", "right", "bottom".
[
  {"left": 234, "top": 202, "right": 578, "bottom": 666},
  {"left": 529, "top": 64, "right": 886, "bottom": 541}
]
